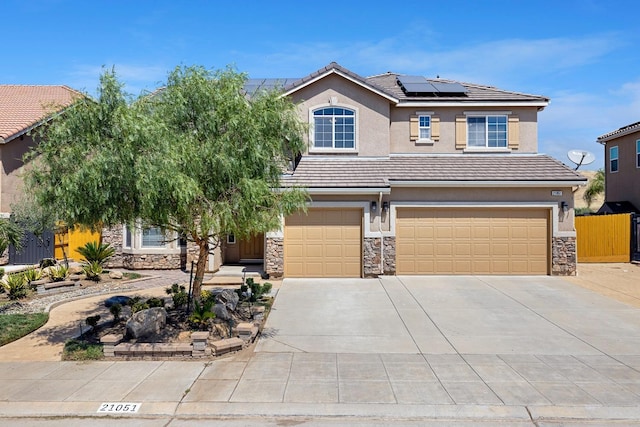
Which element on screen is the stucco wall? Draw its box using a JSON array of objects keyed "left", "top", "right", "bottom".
[
  {"left": 390, "top": 107, "right": 539, "bottom": 154},
  {"left": 0, "top": 134, "right": 38, "bottom": 213},
  {"left": 604, "top": 129, "right": 640, "bottom": 209},
  {"left": 291, "top": 74, "right": 392, "bottom": 157}
]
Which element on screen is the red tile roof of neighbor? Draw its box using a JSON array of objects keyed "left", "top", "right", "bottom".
[{"left": 0, "top": 85, "right": 82, "bottom": 143}]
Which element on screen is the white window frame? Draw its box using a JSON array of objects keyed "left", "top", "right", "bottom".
[
  {"left": 418, "top": 114, "right": 431, "bottom": 140},
  {"left": 123, "top": 225, "right": 133, "bottom": 249},
  {"left": 141, "top": 226, "right": 166, "bottom": 248},
  {"left": 227, "top": 234, "right": 236, "bottom": 244},
  {"left": 309, "top": 104, "right": 358, "bottom": 153},
  {"left": 610, "top": 145, "right": 619, "bottom": 173},
  {"left": 122, "top": 221, "right": 179, "bottom": 255},
  {"left": 636, "top": 140, "right": 640, "bottom": 169},
  {"left": 466, "top": 114, "right": 508, "bottom": 148}
]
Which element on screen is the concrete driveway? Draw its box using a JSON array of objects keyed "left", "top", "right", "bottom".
[{"left": 257, "top": 275, "right": 640, "bottom": 356}]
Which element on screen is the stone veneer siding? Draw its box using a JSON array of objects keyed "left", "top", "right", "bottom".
[
  {"left": 383, "top": 237, "right": 396, "bottom": 275},
  {"left": 102, "top": 225, "right": 199, "bottom": 270},
  {"left": 552, "top": 236, "right": 577, "bottom": 276},
  {"left": 265, "top": 237, "right": 283, "bottom": 278},
  {"left": 363, "top": 237, "right": 382, "bottom": 277}
]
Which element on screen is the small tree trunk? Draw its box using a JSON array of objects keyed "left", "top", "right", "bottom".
[{"left": 192, "top": 238, "right": 209, "bottom": 305}]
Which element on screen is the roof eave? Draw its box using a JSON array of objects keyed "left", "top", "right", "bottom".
[
  {"left": 282, "top": 68, "right": 398, "bottom": 103},
  {"left": 597, "top": 124, "right": 640, "bottom": 143},
  {"left": 390, "top": 180, "right": 587, "bottom": 188},
  {"left": 395, "top": 101, "right": 549, "bottom": 108}
]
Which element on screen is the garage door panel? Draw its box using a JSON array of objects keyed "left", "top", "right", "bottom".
[
  {"left": 284, "top": 208, "right": 362, "bottom": 278},
  {"left": 397, "top": 208, "right": 549, "bottom": 275}
]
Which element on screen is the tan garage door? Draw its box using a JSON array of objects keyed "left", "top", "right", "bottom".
[
  {"left": 396, "top": 208, "right": 549, "bottom": 275},
  {"left": 284, "top": 208, "right": 362, "bottom": 278}
]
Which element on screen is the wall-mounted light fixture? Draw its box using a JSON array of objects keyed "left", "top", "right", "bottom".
[
  {"left": 560, "top": 201, "right": 569, "bottom": 213},
  {"left": 382, "top": 201, "right": 389, "bottom": 212},
  {"left": 371, "top": 201, "right": 377, "bottom": 212}
]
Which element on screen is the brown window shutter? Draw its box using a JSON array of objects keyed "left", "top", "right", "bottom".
[
  {"left": 508, "top": 115, "right": 519, "bottom": 149},
  {"left": 455, "top": 115, "right": 466, "bottom": 149},
  {"left": 431, "top": 116, "right": 440, "bottom": 141},
  {"left": 410, "top": 115, "right": 419, "bottom": 141}
]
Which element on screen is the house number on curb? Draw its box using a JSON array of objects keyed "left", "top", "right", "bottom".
[{"left": 97, "top": 402, "right": 141, "bottom": 413}]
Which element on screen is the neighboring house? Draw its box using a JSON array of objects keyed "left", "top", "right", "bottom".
[
  {"left": 596, "top": 121, "right": 640, "bottom": 214},
  {"left": 0, "top": 85, "right": 81, "bottom": 264},
  {"left": 105, "top": 63, "right": 586, "bottom": 276}
]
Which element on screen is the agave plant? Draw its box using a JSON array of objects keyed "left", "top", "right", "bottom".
[
  {"left": 76, "top": 241, "right": 115, "bottom": 266},
  {"left": 22, "top": 266, "right": 43, "bottom": 284},
  {"left": 49, "top": 264, "right": 69, "bottom": 282},
  {"left": 1, "top": 274, "right": 29, "bottom": 300},
  {"left": 83, "top": 260, "right": 103, "bottom": 282}
]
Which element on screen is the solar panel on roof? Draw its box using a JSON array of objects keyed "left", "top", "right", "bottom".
[
  {"left": 397, "top": 76, "right": 438, "bottom": 94},
  {"left": 430, "top": 82, "right": 467, "bottom": 94}
]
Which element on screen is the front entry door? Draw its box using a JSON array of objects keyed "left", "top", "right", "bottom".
[{"left": 239, "top": 233, "right": 264, "bottom": 261}]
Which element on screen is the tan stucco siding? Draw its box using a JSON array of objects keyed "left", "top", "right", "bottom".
[
  {"left": 604, "top": 130, "right": 640, "bottom": 209},
  {"left": 291, "top": 74, "right": 392, "bottom": 157},
  {"left": 1, "top": 135, "right": 37, "bottom": 213},
  {"left": 390, "top": 107, "right": 539, "bottom": 154}
]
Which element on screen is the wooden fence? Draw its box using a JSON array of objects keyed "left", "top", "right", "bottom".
[
  {"left": 575, "top": 213, "right": 631, "bottom": 262},
  {"left": 54, "top": 227, "right": 101, "bottom": 262}
]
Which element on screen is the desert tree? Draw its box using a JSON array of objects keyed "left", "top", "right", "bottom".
[{"left": 25, "top": 65, "right": 308, "bottom": 302}]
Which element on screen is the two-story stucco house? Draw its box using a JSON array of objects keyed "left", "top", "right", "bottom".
[
  {"left": 219, "top": 63, "right": 586, "bottom": 278},
  {"left": 596, "top": 121, "right": 640, "bottom": 214}
]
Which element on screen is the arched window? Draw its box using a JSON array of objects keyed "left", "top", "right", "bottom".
[{"left": 313, "top": 107, "right": 355, "bottom": 149}]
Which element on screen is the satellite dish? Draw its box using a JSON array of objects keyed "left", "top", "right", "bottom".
[{"left": 567, "top": 149, "right": 596, "bottom": 170}]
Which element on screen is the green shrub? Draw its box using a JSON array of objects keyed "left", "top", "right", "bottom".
[
  {"left": 244, "top": 278, "right": 273, "bottom": 302},
  {"left": 85, "top": 315, "right": 101, "bottom": 331},
  {"left": 1, "top": 274, "right": 29, "bottom": 300},
  {"left": 0, "top": 267, "right": 5, "bottom": 276},
  {"left": 76, "top": 241, "right": 115, "bottom": 266},
  {"left": 63, "top": 339, "right": 103, "bottom": 361},
  {"left": 166, "top": 283, "right": 188, "bottom": 309},
  {"left": 82, "top": 260, "right": 103, "bottom": 282},
  {"left": 109, "top": 303, "right": 122, "bottom": 322},
  {"left": 48, "top": 265, "right": 69, "bottom": 282},
  {"left": 146, "top": 297, "right": 165, "bottom": 308},
  {"left": 131, "top": 301, "right": 149, "bottom": 313}
]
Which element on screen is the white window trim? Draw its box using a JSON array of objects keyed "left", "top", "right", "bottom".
[
  {"left": 227, "top": 234, "right": 236, "bottom": 244},
  {"left": 122, "top": 221, "right": 180, "bottom": 255},
  {"left": 308, "top": 103, "right": 359, "bottom": 153},
  {"left": 417, "top": 112, "right": 432, "bottom": 144},
  {"left": 610, "top": 145, "right": 619, "bottom": 173},
  {"left": 465, "top": 114, "right": 509, "bottom": 149},
  {"left": 636, "top": 139, "right": 640, "bottom": 169}
]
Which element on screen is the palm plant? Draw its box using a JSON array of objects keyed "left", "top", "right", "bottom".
[
  {"left": 189, "top": 299, "right": 215, "bottom": 330},
  {"left": 583, "top": 169, "right": 604, "bottom": 208},
  {"left": 76, "top": 241, "right": 115, "bottom": 266}
]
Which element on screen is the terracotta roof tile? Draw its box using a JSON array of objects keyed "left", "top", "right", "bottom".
[
  {"left": 0, "top": 85, "right": 82, "bottom": 142},
  {"left": 282, "top": 155, "right": 585, "bottom": 189}
]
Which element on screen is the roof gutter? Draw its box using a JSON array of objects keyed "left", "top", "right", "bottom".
[
  {"left": 395, "top": 101, "right": 549, "bottom": 108},
  {"left": 391, "top": 180, "right": 587, "bottom": 188},
  {"left": 287, "top": 187, "right": 392, "bottom": 195}
]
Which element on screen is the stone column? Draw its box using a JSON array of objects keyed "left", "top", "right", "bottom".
[
  {"left": 552, "top": 236, "right": 577, "bottom": 276},
  {"left": 363, "top": 237, "right": 382, "bottom": 277},
  {"left": 383, "top": 237, "right": 396, "bottom": 275},
  {"left": 265, "top": 237, "right": 284, "bottom": 278}
]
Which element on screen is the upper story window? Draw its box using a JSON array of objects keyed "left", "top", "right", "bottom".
[
  {"left": 313, "top": 107, "right": 355, "bottom": 149},
  {"left": 636, "top": 140, "right": 640, "bottom": 168},
  {"left": 467, "top": 115, "right": 507, "bottom": 148},
  {"left": 419, "top": 115, "right": 431, "bottom": 139},
  {"left": 610, "top": 146, "right": 619, "bottom": 173}
]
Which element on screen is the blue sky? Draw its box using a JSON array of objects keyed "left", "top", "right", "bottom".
[{"left": 3, "top": 0, "right": 639, "bottom": 170}]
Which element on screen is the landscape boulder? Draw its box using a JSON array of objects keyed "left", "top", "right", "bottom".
[
  {"left": 68, "top": 265, "right": 84, "bottom": 275},
  {"left": 126, "top": 307, "right": 166, "bottom": 339},
  {"left": 109, "top": 270, "right": 124, "bottom": 279},
  {"left": 214, "top": 303, "right": 231, "bottom": 320},
  {"left": 213, "top": 289, "right": 239, "bottom": 311}
]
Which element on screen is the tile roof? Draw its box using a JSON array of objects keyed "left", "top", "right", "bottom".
[
  {"left": 281, "top": 155, "right": 585, "bottom": 189},
  {"left": 366, "top": 73, "right": 549, "bottom": 104},
  {"left": 0, "top": 85, "right": 82, "bottom": 143},
  {"left": 276, "top": 62, "right": 548, "bottom": 105},
  {"left": 597, "top": 121, "right": 640, "bottom": 142}
]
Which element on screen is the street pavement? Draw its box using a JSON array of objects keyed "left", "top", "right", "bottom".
[{"left": 1, "top": 268, "right": 640, "bottom": 425}]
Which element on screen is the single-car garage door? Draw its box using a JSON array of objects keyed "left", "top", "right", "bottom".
[
  {"left": 396, "top": 208, "right": 549, "bottom": 275},
  {"left": 284, "top": 208, "right": 362, "bottom": 278}
]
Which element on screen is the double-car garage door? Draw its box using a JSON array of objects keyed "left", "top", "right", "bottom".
[
  {"left": 283, "top": 207, "right": 550, "bottom": 277},
  {"left": 396, "top": 208, "right": 549, "bottom": 275}
]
